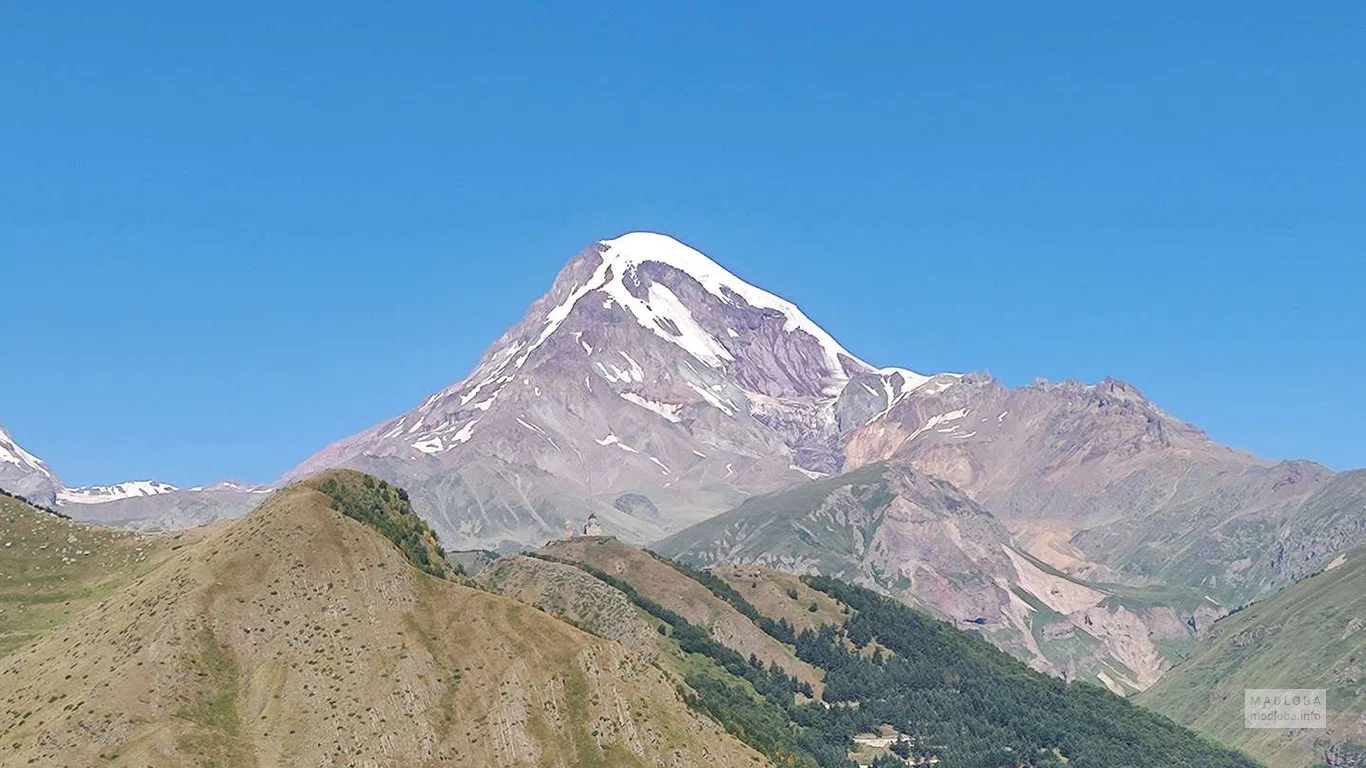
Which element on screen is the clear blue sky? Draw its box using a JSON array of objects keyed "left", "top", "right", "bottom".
[{"left": 2, "top": 2, "right": 1362, "bottom": 486}]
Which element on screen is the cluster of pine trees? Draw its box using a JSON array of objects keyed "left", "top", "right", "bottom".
[
  {"left": 0, "top": 487, "right": 66, "bottom": 518},
  {"left": 311, "top": 474, "right": 449, "bottom": 579},
  {"left": 790, "top": 576, "right": 1261, "bottom": 768}
]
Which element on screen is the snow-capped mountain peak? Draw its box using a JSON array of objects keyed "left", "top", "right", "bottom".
[
  {"left": 283, "top": 233, "right": 937, "bottom": 548},
  {"left": 0, "top": 426, "right": 54, "bottom": 478},
  {"left": 0, "top": 425, "right": 62, "bottom": 507},
  {"left": 597, "top": 232, "right": 868, "bottom": 377}
]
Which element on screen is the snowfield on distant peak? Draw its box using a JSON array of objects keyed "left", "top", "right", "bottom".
[
  {"left": 0, "top": 427, "right": 54, "bottom": 477},
  {"left": 57, "top": 480, "right": 179, "bottom": 505},
  {"left": 598, "top": 232, "right": 867, "bottom": 376}
]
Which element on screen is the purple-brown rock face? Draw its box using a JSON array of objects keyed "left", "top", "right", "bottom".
[{"left": 286, "top": 232, "right": 902, "bottom": 550}]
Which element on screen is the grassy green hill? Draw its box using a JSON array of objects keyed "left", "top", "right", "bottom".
[
  {"left": 0, "top": 488, "right": 207, "bottom": 656},
  {"left": 1139, "top": 548, "right": 1366, "bottom": 768}
]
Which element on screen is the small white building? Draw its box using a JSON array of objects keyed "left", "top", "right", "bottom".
[{"left": 583, "top": 513, "right": 603, "bottom": 537}]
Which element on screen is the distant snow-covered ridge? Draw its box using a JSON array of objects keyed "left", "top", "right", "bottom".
[
  {"left": 57, "top": 479, "right": 275, "bottom": 505},
  {"left": 1, "top": 424, "right": 274, "bottom": 511},
  {"left": 57, "top": 480, "right": 180, "bottom": 505}
]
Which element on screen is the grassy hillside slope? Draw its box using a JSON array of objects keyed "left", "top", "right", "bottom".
[
  {"left": 476, "top": 553, "right": 664, "bottom": 653},
  {"left": 0, "top": 471, "right": 767, "bottom": 768},
  {"left": 0, "top": 490, "right": 206, "bottom": 656},
  {"left": 540, "top": 536, "right": 825, "bottom": 693},
  {"left": 514, "top": 534, "right": 1261, "bottom": 768},
  {"left": 1139, "top": 548, "right": 1366, "bottom": 768}
]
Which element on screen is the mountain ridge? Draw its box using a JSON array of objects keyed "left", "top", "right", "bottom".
[
  {"left": 0, "top": 471, "right": 769, "bottom": 767},
  {"left": 278, "top": 232, "right": 949, "bottom": 550}
]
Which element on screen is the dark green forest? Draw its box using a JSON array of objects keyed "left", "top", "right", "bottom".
[
  {"left": 795, "top": 576, "right": 1260, "bottom": 768},
  {"left": 552, "top": 549, "right": 1262, "bottom": 768}
]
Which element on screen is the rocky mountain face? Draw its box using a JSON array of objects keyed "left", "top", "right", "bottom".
[
  {"left": 286, "top": 232, "right": 943, "bottom": 550},
  {"left": 655, "top": 460, "right": 1218, "bottom": 694},
  {"left": 838, "top": 374, "right": 1366, "bottom": 605},
  {"left": 0, "top": 425, "right": 60, "bottom": 508}
]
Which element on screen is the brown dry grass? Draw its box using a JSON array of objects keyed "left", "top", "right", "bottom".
[
  {"left": 539, "top": 538, "right": 824, "bottom": 694},
  {"left": 711, "top": 565, "right": 847, "bottom": 634},
  {"left": 0, "top": 478, "right": 769, "bottom": 768}
]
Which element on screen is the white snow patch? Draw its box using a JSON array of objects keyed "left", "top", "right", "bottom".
[
  {"left": 615, "top": 280, "right": 734, "bottom": 367},
  {"left": 686, "top": 381, "right": 737, "bottom": 415},
  {"left": 876, "top": 366, "right": 933, "bottom": 394},
  {"left": 858, "top": 367, "right": 938, "bottom": 425},
  {"left": 187, "top": 481, "right": 267, "bottom": 493},
  {"left": 649, "top": 457, "right": 670, "bottom": 474},
  {"left": 619, "top": 350, "right": 645, "bottom": 379},
  {"left": 791, "top": 465, "right": 826, "bottom": 480},
  {"left": 452, "top": 420, "right": 478, "bottom": 444},
  {"left": 595, "top": 434, "right": 620, "bottom": 446},
  {"left": 901, "top": 409, "right": 970, "bottom": 446},
  {"left": 692, "top": 450, "right": 708, "bottom": 458},
  {"left": 599, "top": 233, "right": 867, "bottom": 377},
  {"left": 917, "top": 375, "right": 962, "bottom": 397},
  {"left": 516, "top": 417, "right": 546, "bottom": 435},
  {"left": 412, "top": 436, "right": 444, "bottom": 455},
  {"left": 998, "top": 410, "right": 1009, "bottom": 423},
  {"left": 460, "top": 374, "right": 512, "bottom": 406},
  {"left": 619, "top": 392, "right": 683, "bottom": 423}
]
